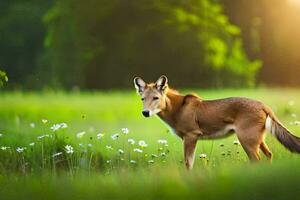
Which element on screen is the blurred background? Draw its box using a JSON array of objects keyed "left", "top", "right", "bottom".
[{"left": 1, "top": 0, "right": 300, "bottom": 90}]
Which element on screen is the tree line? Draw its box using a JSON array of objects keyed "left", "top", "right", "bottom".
[{"left": 1, "top": 0, "right": 298, "bottom": 89}]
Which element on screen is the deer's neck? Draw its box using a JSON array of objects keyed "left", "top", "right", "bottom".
[{"left": 157, "top": 89, "right": 185, "bottom": 128}]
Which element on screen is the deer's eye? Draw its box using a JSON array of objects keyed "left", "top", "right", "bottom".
[
  {"left": 141, "top": 98, "right": 145, "bottom": 101},
  {"left": 153, "top": 97, "right": 159, "bottom": 100}
]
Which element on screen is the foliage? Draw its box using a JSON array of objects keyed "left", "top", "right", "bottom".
[
  {"left": 0, "top": 70, "right": 8, "bottom": 87},
  {"left": 42, "top": 0, "right": 261, "bottom": 89},
  {"left": 0, "top": 0, "right": 53, "bottom": 88}
]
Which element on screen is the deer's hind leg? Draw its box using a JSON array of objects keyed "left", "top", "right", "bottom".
[
  {"left": 260, "top": 141, "right": 273, "bottom": 161},
  {"left": 236, "top": 126, "right": 265, "bottom": 162}
]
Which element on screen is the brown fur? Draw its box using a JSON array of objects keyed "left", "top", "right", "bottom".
[{"left": 134, "top": 76, "right": 300, "bottom": 170}]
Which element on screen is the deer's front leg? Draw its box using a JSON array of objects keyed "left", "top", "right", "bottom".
[{"left": 183, "top": 136, "right": 198, "bottom": 170}]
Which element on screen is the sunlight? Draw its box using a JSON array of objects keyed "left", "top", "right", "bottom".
[{"left": 289, "top": 0, "right": 300, "bottom": 6}]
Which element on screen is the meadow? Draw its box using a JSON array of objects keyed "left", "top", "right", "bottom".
[{"left": 1, "top": 88, "right": 300, "bottom": 200}]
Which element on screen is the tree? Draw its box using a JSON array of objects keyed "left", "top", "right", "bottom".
[
  {"left": 0, "top": 0, "right": 52, "bottom": 88},
  {"left": 43, "top": 0, "right": 261, "bottom": 89}
]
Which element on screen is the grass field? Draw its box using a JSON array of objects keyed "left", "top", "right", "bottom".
[{"left": 1, "top": 88, "right": 300, "bottom": 200}]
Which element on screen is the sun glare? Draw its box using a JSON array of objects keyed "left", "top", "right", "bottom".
[{"left": 289, "top": 0, "right": 300, "bottom": 6}]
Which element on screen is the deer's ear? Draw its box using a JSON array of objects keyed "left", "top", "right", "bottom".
[
  {"left": 155, "top": 75, "right": 168, "bottom": 92},
  {"left": 134, "top": 77, "right": 146, "bottom": 94}
]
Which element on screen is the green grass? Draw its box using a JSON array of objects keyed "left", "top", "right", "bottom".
[{"left": 1, "top": 88, "right": 300, "bottom": 200}]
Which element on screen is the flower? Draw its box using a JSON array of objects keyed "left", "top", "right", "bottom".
[
  {"left": 29, "top": 142, "right": 35, "bottom": 146},
  {"left": 111, "top": 133, "right": 119, "bottom": 140},
  {"left": 118, "top": 149, "right": 124, "bottom": 154},
  {"left": 16, "top": 147, "right": 25, "bottom": 153},
  {"left": 97, "top": 133, "right": 104, "bottom": 140},
  {"left": 30, "top": 123, "right": 35, "bottom": 128},
  {"left": 121, "top": 128, "right": 129, "bottom": 134},
  {"left": 158, "top": 139, "right": 168, "bottom": 145},
  {"left": 60, "top": 123, "right": 68, "bottom": 129},
  {"left": 37, "top": 134, "right": 49, "bottom": 139},
  {"left": 106, "top": 145, "right": 113, "bottom": 150},
  {"left": 133, "top": 148, "right": 143, "bottom": 153},
  {"left": 1, "top": 146, "right": 9, "bottom": 151},
  {"left": 151, "top": 154, "right": 158, "bottom": 158},
  {"left": 65, "top": 145, "right": 74, "bottom": 154},
  {"left": 130, "top": 160, "right": 137, "bottom": 164},
  {"left": 76, "top": 131, "right": 86, "bottom": 138},
  {"left": 87, "top": 143, "right": 92, "bottom": 147},
  {"left": 127, "top": 138, "right": 135, "bottom": 145},
  {"left": 294, "top": 121, "right": 300, "bottom": 125},
  {"left": 50, "top": 124, "right": 61, "bottom": 131},
  {"left": 148, "top": 160, "right": 154, "bottom": 164},
  {"left": 79, "top": 143, "right": 84, "bottom": 147},
  {"left": 106, "top": 160, "right": 111, "bottom": 164},
  {"left": 0, "top": 133, "right": 2, "bottom": 137},
  {"left": 160, "top": 152, "right": 166, "bottom": 157},
  {"left": 42, "top": 119, "right": 48, "bottom": 124},
  {"left": 138, "top": 140, "right": 148, "bottom": 148},
  {"left": 233, "top": 140, "right": 240, "bottom": 145},
  {"left": 199, "top": 153, "right": 207, "bottom": 159},
  {"left": 52, "top": 152, "right": 63, "bottom": 157},
  {"left": 50, "top": 123, "right": 68, "bottom": 132}
]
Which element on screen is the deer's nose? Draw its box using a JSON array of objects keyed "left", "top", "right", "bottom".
[{"left": 142, "top": 110, "right": 150, "bottom": 117}]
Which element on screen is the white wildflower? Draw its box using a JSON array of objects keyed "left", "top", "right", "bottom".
[
  {"left": 60, "top": 123, "right": 68, "bottom": 129},
  {"left": 233, "top": 140, "right": 240, "bottom": 145},
  {"left": 76, "top": 131, "right": 86, "bottom": 138},
  {"left": 199, "top": 153, "right": 207, "bottom": 159},
  {"left": 29, "top": 142, "right": 35, "bottom": 146},
  {"left": 130, "top": 160, "right": 137, "bottom": 164},
  {"left": 106, "top": 160, "right": 111, "bottom": 164},
  {"left": 42, "top": 119, "right": 48, "bottom": 124},
  {"left": 87, "top": 143, "right": 92, "bottom": 147},
  {"left": 138, "top": 140, "right": 148, "bottom": 148},
  {"left": 111, "top": 133, "right": 119, "bottom": 140},
  {"left": 30, "top": 123, "right": 35, "bottom": 128},
  {"left": 133, "top": 148, "right": 143, "bottom": 153},
  {"left": 97, "top": 133, "right": 104, "bottom": 140},
  {"left": 65, "top": 145, "right": 74, "bottom": 154},
  {"left": 160, "top": 152, "right": 166, "bottom": 157},
  {"left": 118, "top": 149, "right": 124, "bottom": 154},
  {"left": 50, "top": 124, "right": 61, "bottom": 131},
  {"left": 1, "top": 146, "right": 9, "bottom": 151},
  {"left": 127, "top": 138, "right": 135, "bottom": 145},
  {"left": 148, "top": 160, "right": 154, "bottom": 164},
  {"left": 52, "top": 152, "right": 63, "bottom": 157},
  {"left": 121, "top": 128, "right": 129, "bottom": 134},
  {"left": 16, "top": 147, "right": 25, "bottom": 153},
  {"left": 294, "top": 121, "right": 300, "bottom": 125},
  {"left": 50, "top": 123, "right": 68, "bottom": 132},
  {"left": 0, "top": 133, "right": 2, "bottom": 137},
  {"left": 151, "top": 154, "right": 158, "bottom": 158},
  {"left": 106, "top": 145, "right": 113, "bottom": 150},
  {"left": 37, "top": 134, "right": 49, "bottom": 139},
  {"left": 158, "top": 139, "right": 168, "bottom": 145}
]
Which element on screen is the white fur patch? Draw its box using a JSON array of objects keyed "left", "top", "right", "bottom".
[
  {"left": 150, "top": 109, "right": 161, "bottom": 116},
  {"left": 265, "top": 115, "right": 275, "bottom": 136},
  {"left": 212, "top": 124, "right": 236, "bottom": 138},
  {"left": 199, "top": 124, "right": 236, "bottom": 139}
]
